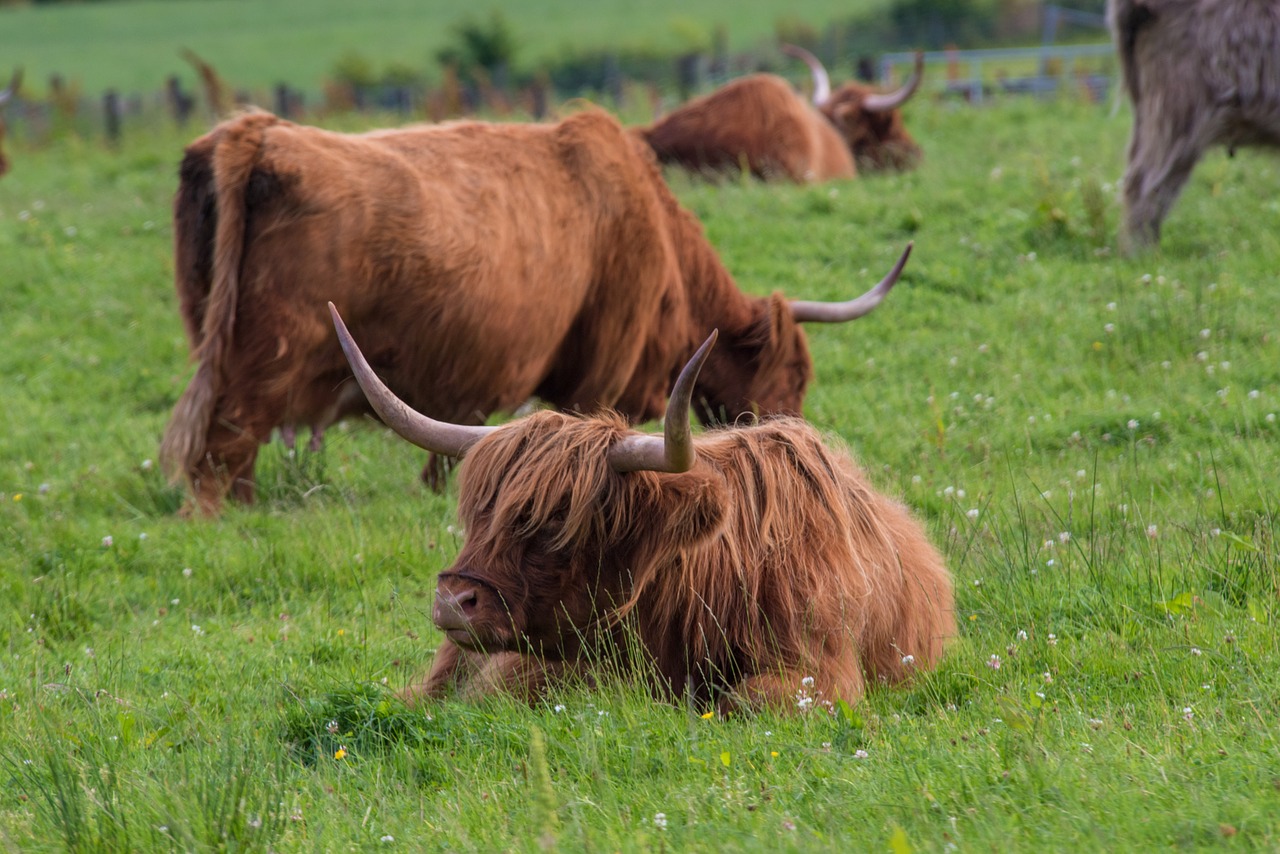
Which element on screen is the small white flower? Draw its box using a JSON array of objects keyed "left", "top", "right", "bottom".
[
  {"left": 1016, "top": 630, "right": 1028, "bottom": 641},
  {"left": 797, "top": 696, "right": 814, "bottom": 710},
  {"left": 901, "top": 654, "right": 915, "bottom": 666},
  {"left": 986, "top": 654, "right": 1001, "bottom": 670},
  {"left": 966, "top": 508, "right": 980, "bottom": 520},
  {"left": 101, "top": 536, "right": 113, "bottom": 548},
  {"left": 191, "top": 624, "right": 205, "bottom": 636},
  {"left": 1104, "top": 323, "right": 1115, "bottom": 334},
  {"left": 801, "top": 676, "right": 815, "bottom": 688},
  {"left": 653, "top": 812, "right": 668, "bottom": 830},
  {"left": 141, "top": 458, "right": 153, "bottom": 470},
  {"left": 1249, "top": 389, "right": 1260, "bottom": 399},
  {"left": 1190, "top": 647, "right": 1202, "bottom": 656},
  {"left": 1127, "top": 419, "right": 1139, "bottom": 430},
  {"left": 1058, "top": 531, "right": 1071, "bottom": 544},
  {"left": 1106, "top": 302, "right": 1116, "bottom": 311},
  {"left": 1200, "top": 328, "right": 1211, "bottom": 339},
  {"left": 182, "top": 567, "right": 193, "bottom": 578},
  {"left": 853, "top": 749, "right": 869, "bottom": 759},
  {"left": 1048, "top": 634, "right": 1058, "bottom": 645},
  {"left": 1146, "top": 524, "right": 1158, "bottom": 539},
  {"left": 554, "top": 704, "right": 566, "bottom": 713},
  {"left": 381, "top": 835, "right": 395, "bottom": 843}
]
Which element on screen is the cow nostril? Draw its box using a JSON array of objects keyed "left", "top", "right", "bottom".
[{"left": 454, "top": 588, "right": 477, "bottom": 612}]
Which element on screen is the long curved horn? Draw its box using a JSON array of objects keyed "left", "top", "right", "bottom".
[
  {"left": 863, "top": 52, "right": 923, "bottom": 113},
  {"left": 608, "top": 330, "right": 717, "bottom": 474},
  {"left": 781, "top": 44, "right": 831, "bottom": 106},
  {"left": 0, "top": 67, "right": 22, "bottom": 106},
  {"left": 328, "top": 302, "right": 496, "bottom": 458},
  {"left": 790, "top": 243, "right": 912, "bottom": 323}
]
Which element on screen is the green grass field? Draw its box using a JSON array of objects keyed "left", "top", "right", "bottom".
[
  {"left": 0, "top": 0, "right": 888, "bottom": 96},
  {"left": 2, "top": 78, "right": 1280, "bottom": 850}
]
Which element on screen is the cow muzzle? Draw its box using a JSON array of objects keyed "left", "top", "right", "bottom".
[{"left": 431, "top": 571, "right": 507, "bottom": 647}]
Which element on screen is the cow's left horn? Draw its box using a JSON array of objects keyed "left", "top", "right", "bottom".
[
  {"left": 328, "top": 302, "right": 496, "bottom": 458},
  {"left": 790, "top": 243, "right": 912, "bottom": 323},
  {"left": 0, "top": 67, "right": 22, "bottom": 106},
  {"left": 863, "top": 52, "right": 924, "bottom": 112},
  {"left": 781, "top": 44, "right": 831, "bottom": 106},
  {"left": 608, "top": 330, "right": 717, "bottom": 474}
]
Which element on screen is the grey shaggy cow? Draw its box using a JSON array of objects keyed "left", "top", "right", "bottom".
[{"left": 1108, "top": 0, "right": 1280, "bottom": 249}]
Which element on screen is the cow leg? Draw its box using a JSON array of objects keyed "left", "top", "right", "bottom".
[
  {"left": 421, "top": 453, "right": 457, "bottom": 493},
  {"left": 1121, "top": 113, "right": 1204, "bottom": 251},
  {"left": 400, "top": 640, "right": 472, "bottom": 704},
  {"left": 719, "top": 667, "right": 865, "bottom": 716}
]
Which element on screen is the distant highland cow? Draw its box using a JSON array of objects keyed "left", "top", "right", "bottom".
[
  {"left": 1108, "top": 0, "right": 1280, "bottom": 249},
  {"left": 0, "top": 68, "right": 23, "bottom": 178},
  {"left": 637, "top": 47, "right": 922, "bottom": 182}
]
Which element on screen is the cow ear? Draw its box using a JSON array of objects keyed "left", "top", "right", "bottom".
[{"left": 656, "top": 467, "right": 726, "bottom": 546}]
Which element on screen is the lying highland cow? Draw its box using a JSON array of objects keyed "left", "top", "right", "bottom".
[{"left": 331, "top": 304, "right": 955, "bottom": 713}]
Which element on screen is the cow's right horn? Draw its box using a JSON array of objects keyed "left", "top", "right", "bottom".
[
  {"left": 863, "top": 52, "right": 923, "bottom": 112},
  {"left": 608, "top": 330, "right": 716, "bottom": 474},
  {"left": 329, "top": 302, "right": 496, "bottom": 458},
  {"left": 0, "top": 68, "right": 22, "bottom": 106},
  {"left": 781, "top": 44, "right": 831, "bottom": 106},
  {"left": 790, "top": 242, "right": 912, "bottom": 323}
]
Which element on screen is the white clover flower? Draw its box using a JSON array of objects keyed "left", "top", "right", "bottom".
[
  {"left": 554, "top": 704, "right": 566, "bottom": 713},
  {"left": 653, "top": 813, "right": 668, "bottom": 830},
  {"left": 986, "top": 654, "right": 1001, "bottom": 670},
  {"left": 191, "top": 624, "right": 204, "bottom": 636},
  {"left": 966, "top": 508, "right": 979, "bottom": 520},
  {"left": 141, "top": 458, "right": 153, "bottom": 470},
  {"left": 901, "top": 654, "right": 915, "bottom": 666},
  {"left": 1047, "top": 634, "right": 1058, "bottom": 645},
  {"left": 1127, "top": 420, "right": 1139, "bottom": 430},
  {"left": 1016, "top": 630, "right": 1028, "bottom": 641},
  {"left": 801, "top": 676, "right": 815, "bottom": 688},
  {"left": 101, "top": 535, "right": 113, "bottom": 548},
  {"left": 381, "top": 835, "right": 395, "bottom": 843},
  {"left": 1146, "top": 525, "right": 1158, "bottom": 538},
  {"left": 854, "top": 749, "right": 869, "bottom": 759},
  {"left": 1058, "top": 531, "right": 1071, "bottom": 544},
  {"left": 1190, "top": 647, "right": 1202, "bottom": 656}
]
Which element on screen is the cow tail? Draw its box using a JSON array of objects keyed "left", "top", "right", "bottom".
[
  {"left": 1108, "top": 0, "right": 1153, "bottom": 103},
  {"left": 160, "top": 111, "right": 277, "bottom": 484}
]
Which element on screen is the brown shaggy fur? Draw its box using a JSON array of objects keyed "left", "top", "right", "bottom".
[
  {"left": 409, "top": 411, "right": 955, "bottom": 714},
  {"left": 637, "top": 73, "right": 921, "bottom": 182},
  {"left": 1109, "top": 0, "right": 1280, "bottom": 248},
  {"left": 162, "top": 108, "right": 837, "bottom": 514}
]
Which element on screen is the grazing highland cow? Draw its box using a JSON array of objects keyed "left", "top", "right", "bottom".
[
  {"left": 637, "top": 48, "right": 922, "bottom": 182},
  {"left": 0, "top": 68, "right": 23, "bottom": 178},
  {"left": 331, "top": 306, "right": 955, "bottom": 713},
  {"left": 162, "top": 107, "right": 911, "bottom": 514},
  {"left": 1108, "top": 0, "right": 1280, "bottom": 248}
]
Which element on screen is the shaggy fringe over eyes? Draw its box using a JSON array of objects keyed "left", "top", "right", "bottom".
[{"left": 458, "top": 410, "right": 657, "bottom": 554}]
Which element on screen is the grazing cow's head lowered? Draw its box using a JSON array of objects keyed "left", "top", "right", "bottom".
[
  {"left": 783, "top": 45, "right": 924, "bottom": 173},
  {"left": 160, "top": 108, "right": 913, "bottom": 515},
  {"left": 0, "top": 68, "right": 23, "bottom": 179},
  {"left": 330, "top": 304, "right": 955, "bottom": 713}
]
